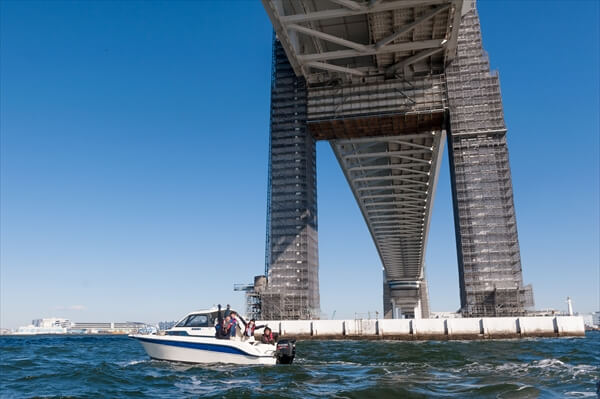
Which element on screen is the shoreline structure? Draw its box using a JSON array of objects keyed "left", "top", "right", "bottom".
[
  {"left": 251, "top": 316, "right": 585, "bottom": 340},
  {"left": 3, "top": 316, "right": 585, "bottom": 340}
]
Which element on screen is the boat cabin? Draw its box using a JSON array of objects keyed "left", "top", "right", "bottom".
[{"left": 165, "top": 308, "right": 242, "bottom": 338}]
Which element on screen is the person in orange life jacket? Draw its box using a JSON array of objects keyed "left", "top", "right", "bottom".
[{"left": 261, "top": 326, "right": 275, "bottom": 344}]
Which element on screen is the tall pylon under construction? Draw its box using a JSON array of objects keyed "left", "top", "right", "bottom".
[
  {"left": 446, "top": 8, "right": 533, "bottom": 316},
  {"left": 261, "top": 40, "right": 320, "bottom": 320}
]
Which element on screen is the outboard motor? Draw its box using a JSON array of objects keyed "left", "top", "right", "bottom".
[{"left": 275, "top": 339, "right": 296, "bottom": 364}]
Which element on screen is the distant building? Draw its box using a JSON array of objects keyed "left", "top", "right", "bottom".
[
  {"left": 32, "top": 317, "right": 71, "bottom": 328},
  {"left": 70, "top": 322, "right": 112, "bottom": 332},
  {"left": 14, "top": 318, "right": 150, "bottom": 335},
  {"left": 70, "top": 321, "right": 147, "bottom": 334},
  {"left": 17, "top": 318, "right": 70, "bottom": 334}
]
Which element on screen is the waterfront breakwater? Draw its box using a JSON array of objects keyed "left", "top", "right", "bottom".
[{"left": 255, "top": 316, "right": 585, "bottom": 340}]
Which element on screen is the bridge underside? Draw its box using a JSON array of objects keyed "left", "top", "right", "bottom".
[
  {"left": 308, "top": 84, "right": 448, "bottom": 318},
  {"left": 303, "top": 69, "right": 451, "bottom": 318},
  {"left": 331, "top": 132, "right": 444, "bottom": 318},
  {"left": 261, "top": 0, "right": 462, "bottom": 319},
  {"left": 262, "top": 0, "right": 463, "bottom": 84}
]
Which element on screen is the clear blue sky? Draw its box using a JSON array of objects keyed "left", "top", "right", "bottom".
[{"left": 1, "top": 1, "right": 598, "bottom": 329}]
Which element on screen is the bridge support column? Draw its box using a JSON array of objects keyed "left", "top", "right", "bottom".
[
  {"left": 446, "top": 8, "right": 533, "bottom": 317},
  {"left": 262, "top": 39, "right": 320, "bottom": 320},
  {"left": 384, "top": 278, "right": 428, "bottom": 319}
]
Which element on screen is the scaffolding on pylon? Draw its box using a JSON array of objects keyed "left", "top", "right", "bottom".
[{"left": 446, "top": 8, "right": 533, "bottom": 317}]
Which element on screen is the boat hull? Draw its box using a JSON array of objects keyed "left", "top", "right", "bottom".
[{"left": 131, "top": 335, "right": 277, "bottom": 365}]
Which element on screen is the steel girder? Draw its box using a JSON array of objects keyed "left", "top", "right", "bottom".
[{"left": 261, "top": 0, "right": 463, "bottom": 83}]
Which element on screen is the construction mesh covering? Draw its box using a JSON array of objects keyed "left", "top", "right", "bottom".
[
  {"left": 446, "top": 9, "right": 533, "bottom": 317},
  {"left": 262, "top": 39, "right": 320, "bottom": 320}
]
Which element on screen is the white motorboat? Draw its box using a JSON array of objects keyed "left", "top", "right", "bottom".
[{"left": 130, "top": 308, "right": 295, "bottom": 365}]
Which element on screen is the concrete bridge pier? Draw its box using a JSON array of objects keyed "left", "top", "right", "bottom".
[{"left": 384, "top": 272, "right": 429, "bottom": 319}]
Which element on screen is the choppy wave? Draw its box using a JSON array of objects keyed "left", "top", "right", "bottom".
[{"left": 0, "top": 332, "right": 598, "bottom": 398}]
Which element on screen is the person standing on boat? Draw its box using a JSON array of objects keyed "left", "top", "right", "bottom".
[
  {"left": 233, "top": 313, "right": 257, "bottom": 339},
  {"left": 215, "top": 304, "right": 223, "bottom": 337},
  {"left": 228, "top": 311, "right": 240, "bottom": 339},
  {"left": 215, "top": 305, "right": 231, "bottom": 339},
  {"left": 243, "top": 319, "right": 266, "bottom": 338},
  {"left": 221, "top": 315, "right": 233, "bottom": 339}
]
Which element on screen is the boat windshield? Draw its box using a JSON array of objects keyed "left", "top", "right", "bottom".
[{"left": 175, "top": 313, "right": 214, "bottom": 328}]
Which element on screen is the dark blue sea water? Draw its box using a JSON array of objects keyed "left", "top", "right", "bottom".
[{"left": 1, "top": 332, "right": 598, "bottom": 398}]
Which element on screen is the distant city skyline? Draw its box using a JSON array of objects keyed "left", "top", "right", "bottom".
[{"left": 1, "top": 1, "right": 598, "bottom": 329}]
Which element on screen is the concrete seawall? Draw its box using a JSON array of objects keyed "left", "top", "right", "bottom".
[{"left": 255, "top": 316, "right": 585, "bottom": 340}]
